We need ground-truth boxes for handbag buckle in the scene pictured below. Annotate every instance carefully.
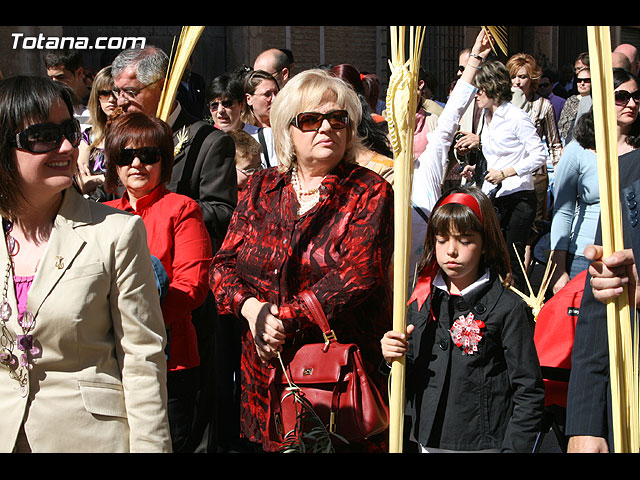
[322,330,337,352]
[329,410,337,433]
[323,329,337,345]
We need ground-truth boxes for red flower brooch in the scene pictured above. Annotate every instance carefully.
[450,312,485,355]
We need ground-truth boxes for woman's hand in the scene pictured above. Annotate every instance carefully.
[551,271,571,295]
[77,141,93,177]
[75,173,105,194]
[460,164,475,180]
[454,132,480,157]
[471,28,493,61]
[380,324,414,365]
[241,297,287,363]
[484,168,505,185]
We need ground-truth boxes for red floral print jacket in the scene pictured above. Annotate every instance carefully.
[211,160,393,451]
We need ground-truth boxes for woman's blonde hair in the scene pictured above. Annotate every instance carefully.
[270,68,363,172]
[87,66,113,148]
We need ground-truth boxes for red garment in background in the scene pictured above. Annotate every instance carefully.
[211,161,394,451]
[534,269,587,407]
[106,185,212,371]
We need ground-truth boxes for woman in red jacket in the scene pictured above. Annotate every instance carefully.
[103,112,212,452]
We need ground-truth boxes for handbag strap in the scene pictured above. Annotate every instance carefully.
[300,290,337,350]
[257,127,271,168]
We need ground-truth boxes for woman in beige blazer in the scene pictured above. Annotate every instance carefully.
[0,76,171,452]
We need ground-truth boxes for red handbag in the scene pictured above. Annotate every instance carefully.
[267,290,389,445]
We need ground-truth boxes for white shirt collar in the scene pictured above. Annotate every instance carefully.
[433,268,491,296]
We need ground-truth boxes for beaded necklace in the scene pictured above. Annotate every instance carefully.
[291,166,325,216]
[0,218,39,397]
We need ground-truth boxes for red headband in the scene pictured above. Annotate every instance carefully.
[407,192,483,312]
[439,192,483,225]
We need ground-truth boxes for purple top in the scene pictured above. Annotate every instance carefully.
[14,275,33,318]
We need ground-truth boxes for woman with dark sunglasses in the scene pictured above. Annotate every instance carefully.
[74,66,119,199]
[0,76,171,452]
[558,63,593,144]
[211,68,393,452]
[205,71,247,134]
[103,112,212,453]
[549,68,640,296]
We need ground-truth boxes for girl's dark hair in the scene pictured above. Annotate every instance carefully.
[329,64,392,157]
[473,60,513,105]
[0,76,75,219]
[613,67,640,148]
[416,186,512,286]
[357,94,393,157]
[573,108,596,150]
[104,112,174,193]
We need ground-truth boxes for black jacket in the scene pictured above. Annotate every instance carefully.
[167,107,237,252]
[405,273,545,452]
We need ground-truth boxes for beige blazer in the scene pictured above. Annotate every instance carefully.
[0,188,171,453]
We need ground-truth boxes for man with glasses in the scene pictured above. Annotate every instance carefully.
[111,45,237,454]
[253,48,293,88]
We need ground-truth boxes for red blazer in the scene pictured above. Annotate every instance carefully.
[107,185,212,371]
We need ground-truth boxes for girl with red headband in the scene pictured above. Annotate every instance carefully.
[381,186,545,452]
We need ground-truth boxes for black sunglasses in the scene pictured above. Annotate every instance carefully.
[291,110,349,132]
[209,99,236,110]
[13,118,81,153]
[615,89,640,107]
[117,147,163,166]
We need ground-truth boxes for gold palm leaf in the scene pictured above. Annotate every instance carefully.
[156,26,205,122]
[482,26,508,56]
[507,243,556,322]
[386,25,426,455]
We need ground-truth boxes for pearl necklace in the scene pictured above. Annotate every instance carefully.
[291,166,325,216]
[0,218,39,397]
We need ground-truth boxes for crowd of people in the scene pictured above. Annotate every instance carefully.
[1,28,640,454]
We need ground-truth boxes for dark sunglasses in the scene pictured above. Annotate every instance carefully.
[117,147,163,166]
[614,89,640,107]
[291,110,349,132]
[576,78,591,84]
[209,99,235,110]
[12,118,81,153]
